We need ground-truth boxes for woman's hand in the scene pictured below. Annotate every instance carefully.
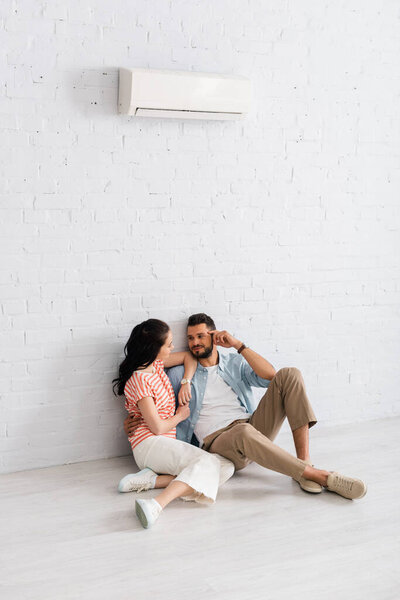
[178,382,192,406]
[123,414,141,437]
[176,403,190,422]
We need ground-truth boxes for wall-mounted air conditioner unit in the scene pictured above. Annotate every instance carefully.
[118,68,251,120]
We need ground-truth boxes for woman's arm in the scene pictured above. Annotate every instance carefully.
[137,397,190,435]
[162,351,198,406]
[162,351,188,369]
[163,350,198,370]
[178,351,198,405]
[122,354,197,436]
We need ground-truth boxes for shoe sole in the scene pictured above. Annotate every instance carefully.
[135,500,149,529]
[300,484,323,494]
[293,477,322,494]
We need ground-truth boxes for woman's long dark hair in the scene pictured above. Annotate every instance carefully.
[112,319,170,396]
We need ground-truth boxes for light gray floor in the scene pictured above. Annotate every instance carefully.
[1,417,399,600]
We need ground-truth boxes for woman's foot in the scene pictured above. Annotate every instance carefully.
[135,498,162,528]
[118,468,157,493]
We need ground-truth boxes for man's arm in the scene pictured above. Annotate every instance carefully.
[237,346,276,380]
[209,329,276,380]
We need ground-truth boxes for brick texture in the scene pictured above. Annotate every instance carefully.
[1,0,400,472]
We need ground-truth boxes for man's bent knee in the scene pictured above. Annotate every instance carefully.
[276,366,302,380]
[209,424,254,471]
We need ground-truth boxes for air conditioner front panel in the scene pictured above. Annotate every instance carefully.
[119,68,251,119]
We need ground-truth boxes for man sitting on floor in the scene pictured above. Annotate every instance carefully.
[121,312,367,500]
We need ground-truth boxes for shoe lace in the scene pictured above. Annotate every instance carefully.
[334,475,353,492]
[130,481,151,493]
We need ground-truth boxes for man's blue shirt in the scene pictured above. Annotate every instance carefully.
[167,351,271,446]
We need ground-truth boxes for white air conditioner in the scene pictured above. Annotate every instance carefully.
[118,68,251,120]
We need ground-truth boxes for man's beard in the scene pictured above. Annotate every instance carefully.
[190,343,213,359]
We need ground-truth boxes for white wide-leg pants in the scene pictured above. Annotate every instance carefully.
[133,436,235,504]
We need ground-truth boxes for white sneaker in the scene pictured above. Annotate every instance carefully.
[118,468,157,493]
[135,498,162,529]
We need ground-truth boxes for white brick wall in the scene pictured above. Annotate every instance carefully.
[1,0,400,473]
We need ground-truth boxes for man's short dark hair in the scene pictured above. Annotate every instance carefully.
[187,313,216,330]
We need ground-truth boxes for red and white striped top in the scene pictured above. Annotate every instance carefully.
[124,359,177,450]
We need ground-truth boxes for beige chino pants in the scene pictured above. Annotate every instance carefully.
[202,367,317,482]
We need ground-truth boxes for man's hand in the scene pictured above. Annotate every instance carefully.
[178,382,192,406]
[123,414,141,438]
[208,329,242,350]
[209,330,276,380]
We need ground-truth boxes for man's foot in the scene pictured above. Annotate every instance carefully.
[118,468,157,493]
[135,498,162,529]
[294,461,323,494]
[326,472,367,500]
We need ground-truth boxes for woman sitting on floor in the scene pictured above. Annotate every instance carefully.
[113,318,234,529]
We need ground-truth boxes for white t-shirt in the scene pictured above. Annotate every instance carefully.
[194,365,251,446]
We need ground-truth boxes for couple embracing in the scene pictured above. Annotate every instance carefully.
[113,313,367,529]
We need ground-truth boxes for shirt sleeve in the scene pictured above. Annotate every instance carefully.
[240,359,271,389]
[125,374,154,410]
